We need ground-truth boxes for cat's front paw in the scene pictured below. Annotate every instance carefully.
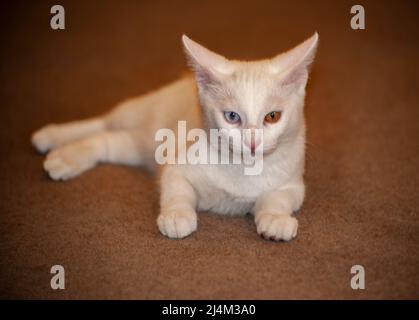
[157,209,197,239]
[31,124,58,153]
[255,213,298,241]
[43,144,96,181]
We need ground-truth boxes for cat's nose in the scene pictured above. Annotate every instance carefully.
[244,128,262,153]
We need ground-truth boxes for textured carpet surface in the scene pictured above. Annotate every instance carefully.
[0,0,418,299]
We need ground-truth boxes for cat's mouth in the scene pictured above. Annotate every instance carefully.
[228,143,277,157]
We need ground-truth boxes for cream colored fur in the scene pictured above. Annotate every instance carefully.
[32,33,318,241]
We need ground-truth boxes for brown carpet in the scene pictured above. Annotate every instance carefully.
[1,0,419,299]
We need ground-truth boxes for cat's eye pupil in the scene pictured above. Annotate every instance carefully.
[264,111,281,124]
[224,111,240,124]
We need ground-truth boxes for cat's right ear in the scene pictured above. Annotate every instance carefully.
[182,35,234,88]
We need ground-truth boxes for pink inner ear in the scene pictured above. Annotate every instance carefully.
[182,35,234,76]
[193,64,221,89]
[271,33,318,86]
[282,67,309,87]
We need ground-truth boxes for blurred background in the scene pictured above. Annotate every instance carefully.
[0,0,418,299]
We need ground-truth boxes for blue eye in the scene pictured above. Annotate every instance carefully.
[224,111,241,124]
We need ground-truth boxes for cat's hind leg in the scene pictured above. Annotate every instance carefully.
[31,117,107,153]
[44,130,142,181]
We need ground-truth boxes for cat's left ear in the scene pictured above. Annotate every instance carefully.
[270,32,319,88]
[182,35,234,88]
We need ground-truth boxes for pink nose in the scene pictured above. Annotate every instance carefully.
[245,129,261,153]
[249,140,257,153]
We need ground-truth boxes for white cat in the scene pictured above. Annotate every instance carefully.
[32,33,319,241]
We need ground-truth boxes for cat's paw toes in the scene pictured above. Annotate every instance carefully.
[31,125,57,153]
[255,213,298,241]
[43,148,92,181]
[157,209,197,239]
[44,151,78,181]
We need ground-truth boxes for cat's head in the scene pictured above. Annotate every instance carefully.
[183,33,318,156]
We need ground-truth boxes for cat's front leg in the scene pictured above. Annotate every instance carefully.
[157,166,198,239]
[253,181,305,241]
[32,118,106,153]
[43,130,142,180]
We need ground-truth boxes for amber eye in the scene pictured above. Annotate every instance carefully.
[264,111,282,124]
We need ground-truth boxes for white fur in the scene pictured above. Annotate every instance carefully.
[32,33,318,241]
